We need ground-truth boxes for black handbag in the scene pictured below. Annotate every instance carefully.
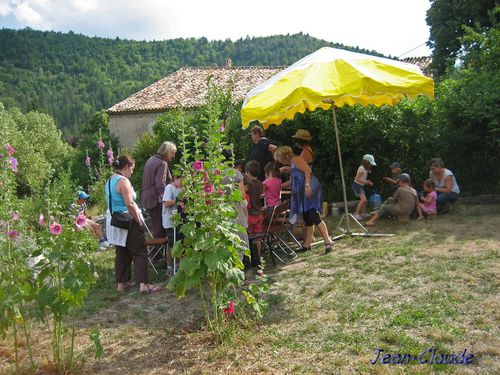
[108,178,133,230]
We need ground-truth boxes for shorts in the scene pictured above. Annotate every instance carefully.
[303,208,322,227]
[352,182,366,197]
[421,205,437,215]
[248,214,264,234]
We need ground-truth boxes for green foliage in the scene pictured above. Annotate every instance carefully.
[0,103,73,195]
[426,0,498,77]
[166,82,267,336]
[0,28,385,135]
[0,141,98,373]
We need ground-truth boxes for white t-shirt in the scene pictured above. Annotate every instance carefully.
[162,184,180,229]
[354,165,368,186]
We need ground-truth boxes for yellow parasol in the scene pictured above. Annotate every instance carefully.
[241,47,434,235]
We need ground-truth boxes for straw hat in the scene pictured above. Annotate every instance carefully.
[291,129,312,141]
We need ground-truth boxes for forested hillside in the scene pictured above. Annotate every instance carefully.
[0,28,383,135]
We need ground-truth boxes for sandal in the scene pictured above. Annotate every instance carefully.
[140,283,162,294]
[324,242,333,255]
[117,282,131,292]
[297,245,312,253]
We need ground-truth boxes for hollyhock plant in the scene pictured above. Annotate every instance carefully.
[12,211,20,221]
[75,214,87,230]
[97,140,105,149]
[193,160,204,171]
[204,183,214,194]
[217,188,223,196]
[8,229,19,241]
[38,213,45,226]
[106,149,114,158]
[223,300,235,315]
[50,222,62,235]
[205,200,211,205]
[5,144,15,156]
[220,122,225,132]
[7,157,18,172]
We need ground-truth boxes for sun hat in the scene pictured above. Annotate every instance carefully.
[390,162,401,169]
[78,191,90,200]
[291,129,312,141]
[362,154,377,166]
[398,173,411,183]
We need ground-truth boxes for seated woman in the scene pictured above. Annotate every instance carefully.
[428,158,460,213]
[274,146,333,254]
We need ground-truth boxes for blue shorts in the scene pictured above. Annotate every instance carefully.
[352,182,366,197]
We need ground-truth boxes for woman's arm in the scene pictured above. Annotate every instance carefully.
[436,176,452,193]
[118,178,142,225]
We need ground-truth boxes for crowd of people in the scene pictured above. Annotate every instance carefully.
[95,125,460,292]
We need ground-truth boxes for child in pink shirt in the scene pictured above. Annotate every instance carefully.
[263,162,282,219]
[417,179,437,219]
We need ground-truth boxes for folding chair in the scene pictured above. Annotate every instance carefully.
[142,221,168,275]
[261,200,300,266]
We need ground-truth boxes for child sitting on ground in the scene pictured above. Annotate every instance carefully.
[245,161,264,273]
[162,176,183,278]
[365,173,417,226]
[70,191,109,250]
[417,179,437,220]
[262,161,282,220]
[352,154,376,220]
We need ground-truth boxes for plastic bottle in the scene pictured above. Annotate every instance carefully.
[331,203,340,216]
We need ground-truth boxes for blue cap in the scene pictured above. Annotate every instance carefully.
[78,191,90,200]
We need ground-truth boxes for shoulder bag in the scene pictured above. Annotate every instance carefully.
[108,177,133,230]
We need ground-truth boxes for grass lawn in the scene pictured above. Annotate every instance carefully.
[1,203,499,374]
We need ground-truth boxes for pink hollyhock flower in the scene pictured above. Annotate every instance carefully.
[97,140,105,149]
[205,199,211,205]
[192,160,204,171]
[217,188,223,196]
[223,300,235,315]
[108,157,114,165]
[7,157,18,173]
[106,149,114,158]
[12,211,20,221]
[204,183,214,194]
[220,122,225,132]
[5,144,15,156]
[38,213,45,226]
[75,213,86,229]
[85,156,91,167]
[50,222,62,235]
[8,229,19,241]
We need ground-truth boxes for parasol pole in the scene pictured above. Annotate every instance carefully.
[332,107,351,232]
[330,106,395,239]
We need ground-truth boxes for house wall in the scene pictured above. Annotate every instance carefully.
[109,112,162,148]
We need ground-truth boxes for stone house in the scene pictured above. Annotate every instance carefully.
[107,66,283,148]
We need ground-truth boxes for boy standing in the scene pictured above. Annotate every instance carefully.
[365,174,417,226]
[245,161,264,268]
[382,162,402,197]
[162,176,183,278]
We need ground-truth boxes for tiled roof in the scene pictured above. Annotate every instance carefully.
[107,66,284,114]
[400,56,432,77]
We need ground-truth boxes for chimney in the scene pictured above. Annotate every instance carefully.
[226,58,232,68]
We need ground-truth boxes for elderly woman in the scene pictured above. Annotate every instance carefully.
[140,141,177,239]
[106,155,161,293]
[274,146,333,254]
[428,158,460,213]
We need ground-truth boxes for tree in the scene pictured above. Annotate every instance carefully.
[426,0,498,77]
